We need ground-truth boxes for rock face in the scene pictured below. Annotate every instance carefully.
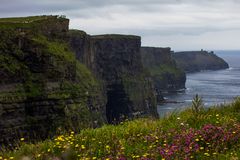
[0,15,158,145]
[69,33,158,122]
[141,47,186,101]
[90,35,158,122]
[173,51,229,73]
[0,16,106,145]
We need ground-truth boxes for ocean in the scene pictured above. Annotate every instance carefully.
[157,50,240,117]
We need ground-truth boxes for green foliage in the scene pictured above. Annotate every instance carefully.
[32,35,75,63]
[191,94,204,114]
[2,98,240,159]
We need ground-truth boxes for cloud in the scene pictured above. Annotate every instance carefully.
[0,0,240,50]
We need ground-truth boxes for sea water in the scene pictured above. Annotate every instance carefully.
[158,50,240,117]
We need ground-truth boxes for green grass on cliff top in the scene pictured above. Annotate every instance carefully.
[0,15,67,29]
[1,98,240,160]
[0,15,58,23]
[92,34,141,39]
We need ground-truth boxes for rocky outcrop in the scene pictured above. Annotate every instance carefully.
[141,47,186,101]
[173,50,229,73]
[0,16,105,145]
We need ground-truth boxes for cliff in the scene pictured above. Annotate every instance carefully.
[141,47,186,101]
[0,16,106,145]
[0,15,158,145]
[173,50,229,73]
[69,32,158,122]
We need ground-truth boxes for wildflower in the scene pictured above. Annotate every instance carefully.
[177,117,181,120]
[75,144,79,148]
[180,123,184,126]
[121,147,125,150]
[0,156,2,160]
[216,114,219,117]
[20,138,25,141]
[204,153,210,156]
[93,157,97,160]
[195,138,199,142]
[9,157,14,160]
[81,145,86,149]
[143,153,149,157]
[200,147,204,150]
[232,131,236,134]
[37,154,41,157]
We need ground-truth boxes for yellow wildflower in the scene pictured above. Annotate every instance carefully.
[81,145,86,149]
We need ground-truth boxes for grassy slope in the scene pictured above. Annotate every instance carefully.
[1,98,239,160]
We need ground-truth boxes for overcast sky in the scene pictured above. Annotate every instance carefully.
[1,0,240,51]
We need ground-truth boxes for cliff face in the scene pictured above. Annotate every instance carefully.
[91,35,158,122]
[0,15,158,145]
[0,16,105,145]
[141,47,186,100]
[173,51,229,73]
[69,33,158,122]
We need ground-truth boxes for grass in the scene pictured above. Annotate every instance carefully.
[150,64,184,78]
[1,98,240,160]
[0,16,51,23]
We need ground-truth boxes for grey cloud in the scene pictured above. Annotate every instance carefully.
[0,0,239,50]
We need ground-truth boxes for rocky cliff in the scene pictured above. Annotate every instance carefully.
[173,50,229,73]
[141,47,186,101]
[90,35,158,122]
[0,16,106,145]
[0,15,158,145]
[69,33,158,122]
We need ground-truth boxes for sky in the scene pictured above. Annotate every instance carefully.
[0,0,240,51]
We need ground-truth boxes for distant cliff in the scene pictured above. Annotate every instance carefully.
[0,15,158,145]
[141,47,186,101]
[173,51,229,73]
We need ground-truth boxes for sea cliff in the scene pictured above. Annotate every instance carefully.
[0,15,158,145]
[141,47,186,101]
[173,50,229,73]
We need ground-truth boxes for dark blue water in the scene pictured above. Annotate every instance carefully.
[158,50,240,117]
